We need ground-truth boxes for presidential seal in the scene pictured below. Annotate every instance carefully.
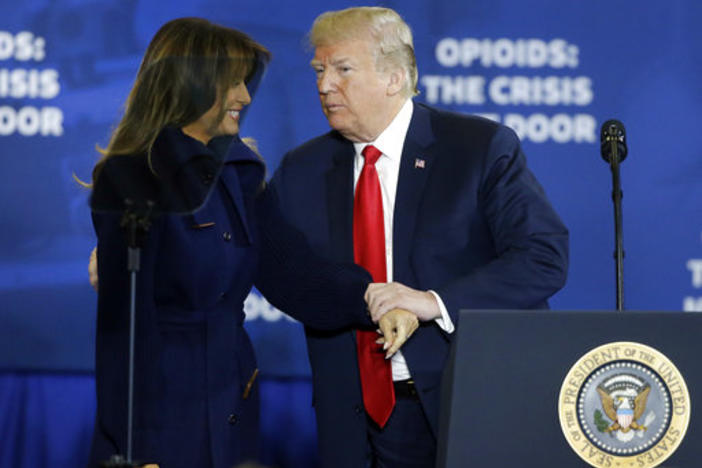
[558,342,690,468]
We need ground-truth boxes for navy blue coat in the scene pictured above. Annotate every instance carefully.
[269,103,569,468]
[89,128,370,468]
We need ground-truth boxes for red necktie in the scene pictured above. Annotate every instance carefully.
[353,144,395,428]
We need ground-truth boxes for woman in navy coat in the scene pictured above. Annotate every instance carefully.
[88,18,372,468]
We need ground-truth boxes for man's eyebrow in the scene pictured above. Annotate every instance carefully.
[310,57,354,67]
[330,57,352,66]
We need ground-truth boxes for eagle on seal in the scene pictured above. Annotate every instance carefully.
[596,385,651,433]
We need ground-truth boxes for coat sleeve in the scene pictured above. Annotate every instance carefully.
[92,158,162,338]
[253,183,374,331]
[436,125,569,323]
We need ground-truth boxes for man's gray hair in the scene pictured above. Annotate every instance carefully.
[308,6,419,97]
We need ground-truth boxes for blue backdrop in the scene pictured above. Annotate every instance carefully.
[1,0,701,467]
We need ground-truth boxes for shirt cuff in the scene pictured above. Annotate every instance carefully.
[429,290,455,334]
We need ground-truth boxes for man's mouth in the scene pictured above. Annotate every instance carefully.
[325,103,343,112]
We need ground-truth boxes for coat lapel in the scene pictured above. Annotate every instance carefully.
[392,104,436,283]
[219,167,253,243]
[191,137,265,245]
[325,138,356,263]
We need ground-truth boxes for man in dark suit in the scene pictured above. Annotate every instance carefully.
[268,6,569,468]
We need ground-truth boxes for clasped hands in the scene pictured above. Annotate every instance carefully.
[364,282,441,359]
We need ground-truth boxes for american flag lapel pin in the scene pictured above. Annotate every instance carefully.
[414,158,426,169]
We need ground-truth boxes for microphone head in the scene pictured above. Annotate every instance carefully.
[600,119,628,163]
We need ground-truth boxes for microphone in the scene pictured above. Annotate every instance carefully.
[600,119,627,164]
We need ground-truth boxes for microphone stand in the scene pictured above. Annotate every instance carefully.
[609,148,624,312]
[100,199,154,468]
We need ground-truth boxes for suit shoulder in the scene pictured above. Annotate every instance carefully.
[421,103,503,134]
[275,131,353,180]
[419,103,520,149]
[284,131,346,160]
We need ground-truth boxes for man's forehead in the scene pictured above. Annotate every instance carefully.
[311,39,371,63]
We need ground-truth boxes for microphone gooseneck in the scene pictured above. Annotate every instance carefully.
[600,119,627,311]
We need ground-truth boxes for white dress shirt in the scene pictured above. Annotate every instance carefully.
[353,99,455,381]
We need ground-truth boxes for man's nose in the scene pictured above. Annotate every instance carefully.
[318,70,336,93]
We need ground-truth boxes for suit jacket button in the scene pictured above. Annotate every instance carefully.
[354,405,363,415]
[202,173,214,185]
[228,413,238,424]
[223,231,232,241]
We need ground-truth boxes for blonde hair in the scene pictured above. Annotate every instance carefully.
[308,7,418,97]
[92,17,269,183]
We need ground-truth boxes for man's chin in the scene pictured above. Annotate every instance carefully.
[327,115,350,132]
[325,117,364,141]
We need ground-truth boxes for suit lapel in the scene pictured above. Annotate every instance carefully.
[325,139,356,263]
[393,104,436,283]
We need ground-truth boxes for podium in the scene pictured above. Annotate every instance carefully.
[437,310,700,468]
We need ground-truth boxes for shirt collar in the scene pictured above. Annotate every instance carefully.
[353,99,413,163]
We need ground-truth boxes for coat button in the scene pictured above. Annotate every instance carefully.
[222,231,232,241]
[202,173,214,185]
[354,405,363,415]
[228,413,238,425]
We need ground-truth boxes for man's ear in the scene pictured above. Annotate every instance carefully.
[387,68,406,96]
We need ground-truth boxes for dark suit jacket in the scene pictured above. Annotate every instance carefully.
[89,129,370,468]
[269,102,569,468]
